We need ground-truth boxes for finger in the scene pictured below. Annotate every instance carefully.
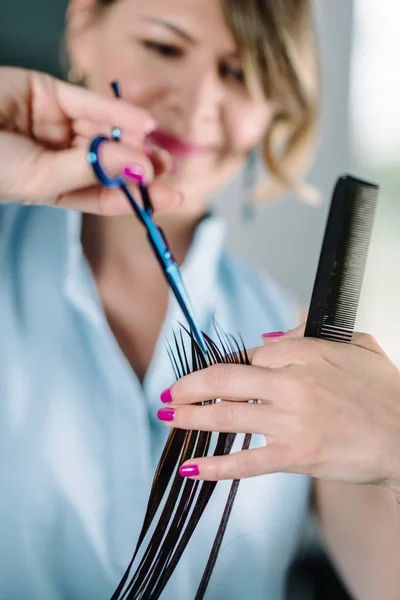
[262,323,305,345]
[167,363,287,406]
[73,119,143,147]
[56,79,157,137]
[57,180,184,215]
[259,332,387,374]
[262,328,387,363]
[73,136,174,178]
[33,142,156,201]
[282,323,306,338]
[179,446,288,481]
[144,144,175,177]
[157,401,270,435]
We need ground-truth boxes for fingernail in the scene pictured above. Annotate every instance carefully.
[123,165,146,186]
[179,464,200,478]
[157,408,175,422]
[262,331,285,339]
[144,144,153,157]
[160,388,173,404]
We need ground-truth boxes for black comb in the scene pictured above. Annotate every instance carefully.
[305,174,379,343]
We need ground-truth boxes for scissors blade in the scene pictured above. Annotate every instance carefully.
[165,263,209,357]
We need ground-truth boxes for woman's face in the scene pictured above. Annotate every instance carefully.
[68,0,273,202]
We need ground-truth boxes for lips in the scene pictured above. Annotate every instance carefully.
[149,129,206,158]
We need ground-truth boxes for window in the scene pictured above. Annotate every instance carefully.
[351,0,400,365]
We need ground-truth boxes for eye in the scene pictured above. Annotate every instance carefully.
[143,41,183,58]
[219,63,245,85]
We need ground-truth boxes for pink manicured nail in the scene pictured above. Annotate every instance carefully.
[160,388,173,404]
[262,331,285,339]
[157,408,175,422]
[179,464,200,478]
[123,165,146,186]
[144,144,153,157]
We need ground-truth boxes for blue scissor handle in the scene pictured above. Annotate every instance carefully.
[88,136,124,189]
[87,83,209,358]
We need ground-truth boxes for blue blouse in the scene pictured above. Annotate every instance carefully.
[0,204,310,600]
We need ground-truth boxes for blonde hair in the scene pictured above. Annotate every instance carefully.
[221,0,320,203]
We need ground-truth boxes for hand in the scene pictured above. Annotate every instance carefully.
[158,326,400,497]
[0,67,182,214]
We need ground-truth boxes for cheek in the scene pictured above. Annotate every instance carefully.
[225,104,272,154]
[84,29,161,105]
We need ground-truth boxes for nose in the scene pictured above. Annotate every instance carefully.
[166,63,225,125]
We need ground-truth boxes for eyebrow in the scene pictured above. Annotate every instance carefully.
[139,17,196,44]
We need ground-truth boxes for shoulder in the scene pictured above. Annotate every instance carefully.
[215,252,299,348]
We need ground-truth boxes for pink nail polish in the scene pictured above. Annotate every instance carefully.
[144,143,153,157]
[262,331,285,339]
[160,389,173,404]
[157,408,175,422]
[179,464,200,478]
[123,165,146,186]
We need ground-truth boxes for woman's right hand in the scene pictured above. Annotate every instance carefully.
[0,67,182,215]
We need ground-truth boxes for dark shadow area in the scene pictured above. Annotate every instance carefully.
[286,552,353,600]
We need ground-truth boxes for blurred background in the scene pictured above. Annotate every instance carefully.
[0,0,398,598]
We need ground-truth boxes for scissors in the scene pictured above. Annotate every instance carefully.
[87,81,209,357]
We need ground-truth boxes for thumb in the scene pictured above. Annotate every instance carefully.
[262,322,305,345]
[262,323,387,358]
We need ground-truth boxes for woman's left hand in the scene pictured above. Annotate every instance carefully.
[158,327,400,498]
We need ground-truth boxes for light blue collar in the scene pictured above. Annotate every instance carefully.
[63,207,226,349]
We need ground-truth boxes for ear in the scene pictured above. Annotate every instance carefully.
[65,0,99,76]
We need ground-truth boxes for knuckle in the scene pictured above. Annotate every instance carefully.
[239,451,255,478]
[251,344,276,366]
[298,371,318,394]
[212,459,226,481]
[204,364,230,395]
[300,338,321,360]
[286,369,318,402]
[214,402,235,430]
[180,407,195,430]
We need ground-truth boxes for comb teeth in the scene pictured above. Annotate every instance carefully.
[305,176,379,343]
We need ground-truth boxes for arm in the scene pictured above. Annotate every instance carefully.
[315,480,400,600]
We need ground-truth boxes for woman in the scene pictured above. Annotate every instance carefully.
[0,2,399,600]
